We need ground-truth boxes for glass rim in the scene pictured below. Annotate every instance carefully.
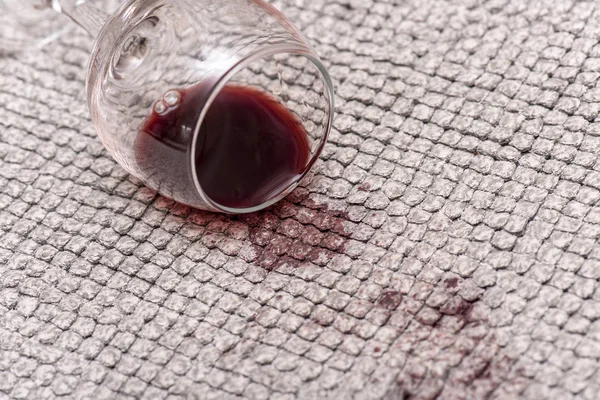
[189,43,335,214]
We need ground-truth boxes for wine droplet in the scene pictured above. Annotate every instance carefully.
[163,90,181,107]
[154,100,168,114]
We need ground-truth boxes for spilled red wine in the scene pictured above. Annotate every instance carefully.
[135,83,310,209]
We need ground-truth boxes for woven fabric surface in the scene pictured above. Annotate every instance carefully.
[2,0,600,399]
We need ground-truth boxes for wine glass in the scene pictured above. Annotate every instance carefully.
[1,0,334,214]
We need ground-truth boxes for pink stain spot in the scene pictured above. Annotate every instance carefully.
[444,277,460,288]
[377,291,403,310]
[195,191,356,272]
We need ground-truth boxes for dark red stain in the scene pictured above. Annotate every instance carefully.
[358,182,371,192]
[302,226,325,246]
[307,248,337,266]
[444,277,460,288]
[249,228,273,246]
[188,196,354,271]
[379,269,515,398]
[174,181,515,398]
[266,236,292,256]
[377,291,403,310]
[322,234,346,251]
[284,187,309,203]
[174,201,521,400]
[188,210,215,226]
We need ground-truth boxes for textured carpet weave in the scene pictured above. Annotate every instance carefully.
[2,0,600,399]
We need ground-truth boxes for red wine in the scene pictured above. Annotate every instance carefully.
[135,83,310,209]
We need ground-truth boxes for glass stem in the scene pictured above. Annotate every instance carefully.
[50,0,108,38]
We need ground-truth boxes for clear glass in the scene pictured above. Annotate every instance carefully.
[1,0,334,214]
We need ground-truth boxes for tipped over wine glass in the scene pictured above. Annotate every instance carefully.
[1,0,334,213]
